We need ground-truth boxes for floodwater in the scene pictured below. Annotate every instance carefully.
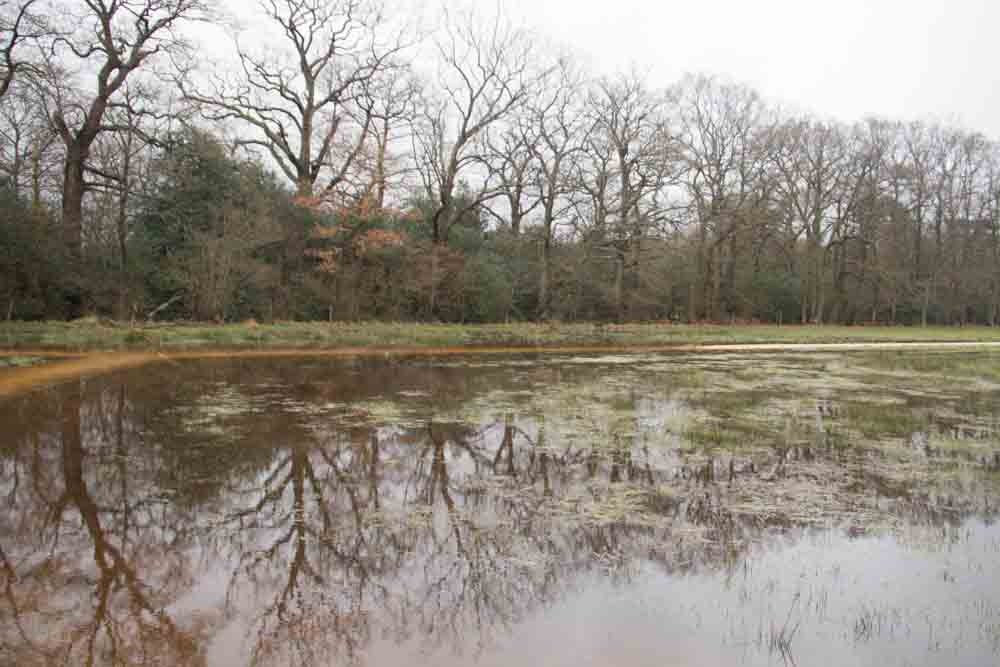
[2,350,1000,666]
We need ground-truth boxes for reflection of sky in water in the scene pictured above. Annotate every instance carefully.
[1,351,999,666]
[364,521,1000,667]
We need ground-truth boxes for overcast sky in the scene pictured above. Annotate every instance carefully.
[200,0,1000,137]
[485,0,1000,137]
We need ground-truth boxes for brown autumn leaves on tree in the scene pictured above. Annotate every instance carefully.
[2,0,1000,324]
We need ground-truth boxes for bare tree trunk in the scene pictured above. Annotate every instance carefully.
[690,238,704,323]
[115,149,131,321]
[116,218,128,319]
[374,123,390,210]
[61,145,86,317]
[613,247,625,323]
[429,243,440,318]
[30,139,44,209]
[710,247,722,322]
[688,283,697,323]
[800,283,809,325]
[693,224,707,322]
[870,275,881,324]
[806,235,824,324]
[629,236,641,318]
[537,238,550,321]
[921,279,932,327]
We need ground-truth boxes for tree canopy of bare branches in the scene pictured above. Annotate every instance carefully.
[181,0,410,200]
[0,0,47,98]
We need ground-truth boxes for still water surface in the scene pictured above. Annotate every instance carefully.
[2,351,1000,666]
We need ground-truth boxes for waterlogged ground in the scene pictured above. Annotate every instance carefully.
[1,350,1000,666]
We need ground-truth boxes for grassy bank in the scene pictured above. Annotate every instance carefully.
[4,319,1000,352]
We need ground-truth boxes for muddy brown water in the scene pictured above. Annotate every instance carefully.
[2,350,1000,666]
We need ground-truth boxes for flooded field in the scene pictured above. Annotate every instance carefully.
[1,350,1000,666]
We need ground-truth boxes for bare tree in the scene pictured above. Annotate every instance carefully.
[348,63,421,210]
[527,56,590,319]
[0,78,58,202]
[482,111,539,236]
[674,74,775,321]
[900,121,937,325]
[945,130,993,324]
[84,82,173,318]
[771,117,855,323]
[411,7,537,313]
[0,0,46,98]
[580,70,674,321]
[178,0,411,318]
[37,0,207,314]
[182,0,409,200]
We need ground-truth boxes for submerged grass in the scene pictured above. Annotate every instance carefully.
[858,349,1000,378]
[841,401,934,440]
[4,320,1000,352]
[681,418,774,451]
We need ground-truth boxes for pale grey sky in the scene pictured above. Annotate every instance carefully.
[488,0,1000,136]
[195,0,1000,137]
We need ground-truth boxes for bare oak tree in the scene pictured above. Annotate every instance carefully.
[182,0,408,199]
[527,56,589,319]
[771,118,855,323]
[345,63,421,210]
[482,111,539,236]
[581,70,674,321]
[39,0,207,314]
[414,9,537,243]
[674,74,774,321]
[412,8,536,313]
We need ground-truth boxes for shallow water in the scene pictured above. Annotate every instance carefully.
[2,350,1000,666]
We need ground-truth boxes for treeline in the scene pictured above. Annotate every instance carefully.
[2,0,1000,325]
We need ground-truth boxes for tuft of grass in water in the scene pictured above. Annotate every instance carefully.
[840,401,932,440]
[682,420,730,449]
[681,417,773,452]
[700,389,772,418]
[759,592,803,662]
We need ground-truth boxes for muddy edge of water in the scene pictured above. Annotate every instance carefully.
[3,340,1000,398]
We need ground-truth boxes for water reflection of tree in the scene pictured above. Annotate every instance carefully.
[0,381,208,666]
[215,424,414,665]
[408,420,552,653]
[4,357,999,666]
[209,410,660,663]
